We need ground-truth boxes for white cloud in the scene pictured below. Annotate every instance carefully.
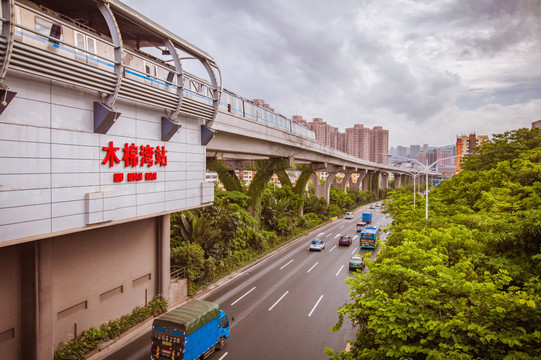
[123,0,541,147]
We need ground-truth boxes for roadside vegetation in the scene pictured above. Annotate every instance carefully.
[327,128,541,360]
[171,182,376,295]
[54,167,377,359]
[54,296,167,360]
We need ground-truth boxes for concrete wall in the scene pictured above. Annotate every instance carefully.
[0,216,168,358]
[51,218,158,346]
[0,246,21,360]
[0,70,212,247]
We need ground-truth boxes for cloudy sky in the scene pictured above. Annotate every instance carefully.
[123,0,540,148]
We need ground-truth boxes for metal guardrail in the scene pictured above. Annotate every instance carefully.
[170,266,186,280]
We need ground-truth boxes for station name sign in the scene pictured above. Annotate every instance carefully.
[102,141,167,183]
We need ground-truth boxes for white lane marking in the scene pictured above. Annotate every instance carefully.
[351,247,357,255]
[308,295,324,317]
[218,352,229,360]
[329,245,337,253]
[231,286,256,306]
[307,262,318,273]
[339,225,344,229]
[334,234,340,238]
[269,291,289,311]
[326,233,333,238]
[336,265,344,276]
[280,259,294,270]
[317,232,324,237]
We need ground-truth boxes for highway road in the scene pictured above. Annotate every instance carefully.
[100,203,391,360]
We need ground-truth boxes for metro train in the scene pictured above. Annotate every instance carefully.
[1,0,315,140]
[219,89,316,140]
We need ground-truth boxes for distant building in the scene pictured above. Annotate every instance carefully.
[345,124,370,160]
[292,115,309,127]
[409,144,421,159]
[396,145,408,159]
[371,126,389,165]
[309,118,334,147]
[532,120,541,128]
[456,133,488,171]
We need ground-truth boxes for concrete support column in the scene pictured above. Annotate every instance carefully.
[311,172,337,205]
[362,171,374,191]
[380,173,389,190]
[350,169,366,191]
[371,171,381,199]
[158,214,170,299]
[394,173,402,188]
[403,174,410,186]
[332,170,354,192]
[19,239,54,360]
[20,242,38,360]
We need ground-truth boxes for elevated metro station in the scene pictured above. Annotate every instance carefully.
[0,0,219,358]
[0,1,426,359]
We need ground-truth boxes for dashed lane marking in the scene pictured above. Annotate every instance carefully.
[308,295,324,317]
[268,291,289,311]
[280,259,294,270]
[231,287,256,306]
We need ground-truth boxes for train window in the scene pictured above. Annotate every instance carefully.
[50,24,62,41]
[166,71,175,83]
[87,37,96,54]
[144,61,157,77]
[35,17,62,44]
[75,32,85,50]
[35,17,53,37]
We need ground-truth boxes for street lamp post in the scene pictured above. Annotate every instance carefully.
[391,154,468,221]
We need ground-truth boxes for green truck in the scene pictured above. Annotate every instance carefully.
[151,300,230,360]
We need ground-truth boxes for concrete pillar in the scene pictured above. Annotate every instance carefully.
[19,239,54,360]
[158,214,171,299]
[311,172,337,205]
[20,242,39,360]
[350,169,366,191]
[362,171,373,191]
[380,173,389,190]
[332,171,354,192]
[371,171,381,199]
[394,173,401,188]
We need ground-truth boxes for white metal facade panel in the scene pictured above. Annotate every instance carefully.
[0,72,211,245]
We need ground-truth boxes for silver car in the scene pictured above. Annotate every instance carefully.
[309,238,326,251]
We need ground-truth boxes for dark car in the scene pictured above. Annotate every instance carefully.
[349,256,365,270]
[338,235,353,246]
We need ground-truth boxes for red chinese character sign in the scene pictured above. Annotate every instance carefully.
[102,141,167,183]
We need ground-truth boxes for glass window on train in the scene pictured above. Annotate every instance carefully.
[166,71,175,84]
[87,37,96,54]
[144,61,157,77]
[75,32,85,50]
[35,17,53,37]
[35,17,62,44]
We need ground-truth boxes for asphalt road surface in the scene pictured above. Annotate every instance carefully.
[102,203,391,360]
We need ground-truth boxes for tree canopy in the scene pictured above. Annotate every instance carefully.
[328,128,541,360]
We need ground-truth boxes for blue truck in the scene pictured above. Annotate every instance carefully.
[151,300,230,360]
[362,212,372,224]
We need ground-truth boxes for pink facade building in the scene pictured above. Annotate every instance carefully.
[345,124,370,160]
[371,126,389,165]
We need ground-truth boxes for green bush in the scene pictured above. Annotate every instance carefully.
[54,295,167,360]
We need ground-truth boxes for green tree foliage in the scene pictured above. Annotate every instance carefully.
[170,174,376,294]
[328,128,541,360]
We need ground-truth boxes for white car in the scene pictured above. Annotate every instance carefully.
[345,212,353,219]
[309,239,326,251]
